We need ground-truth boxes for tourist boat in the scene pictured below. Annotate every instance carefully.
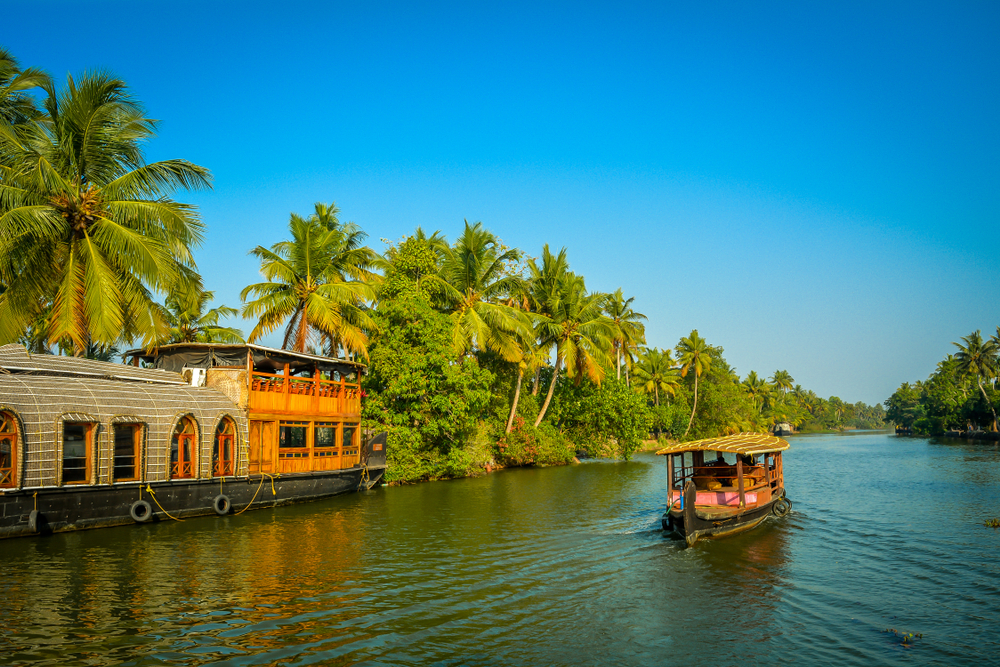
[0,342,387,539]
[657,432,792,547]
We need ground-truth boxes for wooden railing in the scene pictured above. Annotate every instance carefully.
[249,371,361,417]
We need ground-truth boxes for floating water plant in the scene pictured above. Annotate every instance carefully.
[883,629,923,647]
[984,518,1000,528]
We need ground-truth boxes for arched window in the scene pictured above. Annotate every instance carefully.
[0,412,17,488]
[171,417,196,479]
[214,418,235,477]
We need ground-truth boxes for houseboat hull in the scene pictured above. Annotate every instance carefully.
[662,482,791,547]
[0,464,386,539]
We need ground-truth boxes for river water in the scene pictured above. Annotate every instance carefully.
[1,431,999,665]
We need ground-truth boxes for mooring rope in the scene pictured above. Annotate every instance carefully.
[233,473,278,516]
[358,463,375,491]
[144,484,185,522]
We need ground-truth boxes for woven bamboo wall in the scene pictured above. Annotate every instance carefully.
[0,373,249,490]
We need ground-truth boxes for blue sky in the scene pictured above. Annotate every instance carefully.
[6,1,999,405]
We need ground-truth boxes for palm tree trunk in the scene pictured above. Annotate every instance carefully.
[616,345,621,381]
[506,369,524,434]
[682,373,699,438]
[532,366,541,396]
[625,363,630,388]
[655,385,659,407]
[296,307,309,352]
[977,378,999,431]
[534,356,562,427]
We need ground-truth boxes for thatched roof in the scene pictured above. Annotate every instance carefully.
[655,432,790,456]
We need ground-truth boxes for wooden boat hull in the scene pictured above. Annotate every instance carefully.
[0,464,385,539]
[662,480,790,547]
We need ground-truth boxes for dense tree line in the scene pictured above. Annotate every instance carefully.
[885,329,1000,434]
[1,49,885,483]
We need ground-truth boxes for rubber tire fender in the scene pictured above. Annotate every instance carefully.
[772,497,792,517]
[213,494,231,516]
[28,510,40,533]
[130,499,153,523]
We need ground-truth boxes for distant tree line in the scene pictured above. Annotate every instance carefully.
[0,48,885,483]
[885,329,1000,434]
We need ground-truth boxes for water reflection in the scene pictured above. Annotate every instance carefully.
[2,434,1000,665]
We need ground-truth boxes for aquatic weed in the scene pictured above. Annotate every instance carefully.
[883,628,923,647]
[984,518,1000,528]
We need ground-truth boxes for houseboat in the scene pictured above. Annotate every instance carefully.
[0,342,387,539]
[657,432,792,547]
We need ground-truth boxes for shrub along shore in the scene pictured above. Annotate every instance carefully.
[0,49,885,484]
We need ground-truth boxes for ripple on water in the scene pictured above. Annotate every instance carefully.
[2,433,1000,665]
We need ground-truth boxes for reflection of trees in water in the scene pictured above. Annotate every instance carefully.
[0,505,370,664]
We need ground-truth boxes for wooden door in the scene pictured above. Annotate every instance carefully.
[249,420,276,474]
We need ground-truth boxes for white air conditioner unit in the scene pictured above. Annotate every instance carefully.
[182,367,207,387]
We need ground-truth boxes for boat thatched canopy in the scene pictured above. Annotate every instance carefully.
[655,432,790,456]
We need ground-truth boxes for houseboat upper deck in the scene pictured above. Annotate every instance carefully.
[125,343,369,475]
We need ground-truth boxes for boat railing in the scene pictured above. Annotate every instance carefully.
[249,370,361,415]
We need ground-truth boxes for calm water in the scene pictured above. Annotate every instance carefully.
[2,432,999,666]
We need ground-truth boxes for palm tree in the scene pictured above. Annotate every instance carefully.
[431,220,528,362]
[633,347,680,406]
[742,371,769,413]
[0,47,48,143]
[605,288,647,381]
[161,290,244,344]
[526,244,569,395]
[676,329,714,438]
[0,71,211,353]
[505,339,548,433]
[771,369,794,394]
[534,273,613,426]
[310,201,340,230]
[953,330,999,430]
[241,212,379,356]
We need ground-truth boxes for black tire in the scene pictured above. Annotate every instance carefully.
[772,498,791,517]
[213,494,231,516]
[28,510,40,533]
[130,500,153,523]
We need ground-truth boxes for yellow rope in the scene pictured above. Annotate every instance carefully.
[33,492,37,512]
[233,473,278,516]
[145,484,185,522]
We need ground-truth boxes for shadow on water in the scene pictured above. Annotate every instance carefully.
[2,433,1000,665]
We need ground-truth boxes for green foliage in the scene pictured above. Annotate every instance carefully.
[885,329,1000,434]
[495,417,575,467]
[549,377,652,459]
[241,207,379,356]
[649,400,689,439]
[380,235,443,303]
[679,361,760,440]
[1,67,211,351]
[363,297,494,482]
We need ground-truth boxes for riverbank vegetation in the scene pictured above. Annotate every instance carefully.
[0,49,884,483]
[885,329,1000,435]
